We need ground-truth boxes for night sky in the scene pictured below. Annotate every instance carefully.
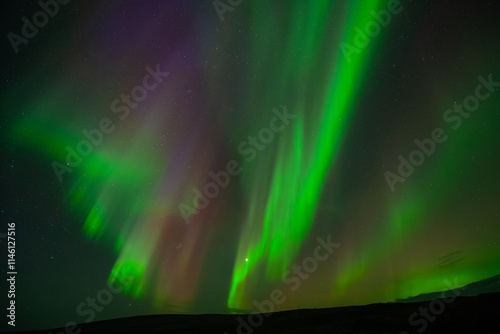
[1,0,500,331]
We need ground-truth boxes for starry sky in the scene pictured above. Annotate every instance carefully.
[1,0,500,331]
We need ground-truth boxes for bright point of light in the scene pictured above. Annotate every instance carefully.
[245,258,248,262]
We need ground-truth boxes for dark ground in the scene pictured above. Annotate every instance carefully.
[13,292,500,334]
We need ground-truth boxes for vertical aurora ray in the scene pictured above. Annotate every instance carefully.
[6,1,500,322]
[12,11,230,306]
[228,0,385,309]
[331,20,500,304]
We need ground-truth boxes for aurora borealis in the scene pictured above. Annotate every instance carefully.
[2,0,500,331]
